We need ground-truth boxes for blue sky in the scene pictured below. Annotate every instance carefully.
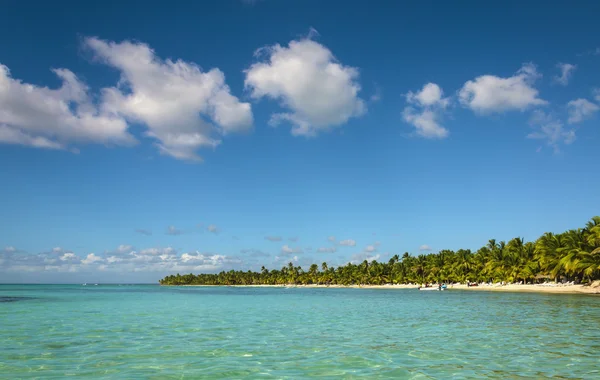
[1,0,599,283]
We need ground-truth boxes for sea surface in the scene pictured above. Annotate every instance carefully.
[1,285,599,379]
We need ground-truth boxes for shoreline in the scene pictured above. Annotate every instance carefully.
[179,283,600,294]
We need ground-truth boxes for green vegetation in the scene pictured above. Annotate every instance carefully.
[159,217,600,286]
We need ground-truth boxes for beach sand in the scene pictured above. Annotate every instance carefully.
[446,283,600,294]
[184,283,600,294]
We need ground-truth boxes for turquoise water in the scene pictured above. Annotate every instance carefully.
[1,285,599,379]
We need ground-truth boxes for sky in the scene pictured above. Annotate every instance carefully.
[1,0,599,283]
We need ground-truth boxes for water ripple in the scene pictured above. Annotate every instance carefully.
[0,285,599,378]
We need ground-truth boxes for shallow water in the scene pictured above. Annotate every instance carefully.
[1,285,599,379]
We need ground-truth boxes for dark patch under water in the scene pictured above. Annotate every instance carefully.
[0,296,35,303]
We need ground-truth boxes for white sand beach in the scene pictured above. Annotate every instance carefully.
[185,282,600,294]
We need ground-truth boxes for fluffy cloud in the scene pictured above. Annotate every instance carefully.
[0,65,132,150]
[364,245,377,253]
[105,244,134,256]
[181,252,226,264]
[85,37,252,161]
[265,236,282,242]
[281,245,303,254]
[554,63,576,86]
[459,63,547,113]
[106,256,123,264]
[419,244,432,252]
[403,83,449,138]
[350,253,380,264]
[317,247,337,253]
[527,110,575,153]
[1,37,253,160]
[403,109,448,139]
[59,253,79,262]
[406,83,450,108]
[339,239,356,247]
[567,98,599,124]
[274,255,300,263]
[81,253,103,265]
[0,245,244,277]
[244,36,365,137]
[138,247,176,256]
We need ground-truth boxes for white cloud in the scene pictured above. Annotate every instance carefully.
[105,244,134,256]
[419,244,432,252]
[459,63,547,113]
[317,247,337,253]
[406,83,450,108]
[327,236,336,243]
[244,36,365,137]
[567,98,599,124]
[178,252,241,270]
[554,63,576,86]
[403,109,449,139]
[403,83,449,138]
[1,245,244,277]
[339,239,356,247]
[117,244,133,253]
[138,247,176,256]
[85,37,253,161]
[265,236,282,242]
[81,253,103,265]
[4,246,16,253]
[206,224,219,234]
[527,110,576,153]
[350,253,380,264]
[59,253,78,261]
[281,245,303,254]
[0,64,133,151]
[106,256,123,264]
[365,245,377,253]
[181,252,225,264]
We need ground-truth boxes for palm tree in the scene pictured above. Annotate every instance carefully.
[159,217,600,287]
[535,232,567,282]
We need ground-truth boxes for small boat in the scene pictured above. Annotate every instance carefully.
[418,284,447,291]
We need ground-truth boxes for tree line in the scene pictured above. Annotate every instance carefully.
[159,216,600,286]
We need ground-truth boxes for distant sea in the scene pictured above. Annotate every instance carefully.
[1,284,599,378]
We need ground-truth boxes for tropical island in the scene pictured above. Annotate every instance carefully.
[159,217,600,293]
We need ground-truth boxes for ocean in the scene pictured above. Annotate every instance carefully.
[1,284,599,378]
